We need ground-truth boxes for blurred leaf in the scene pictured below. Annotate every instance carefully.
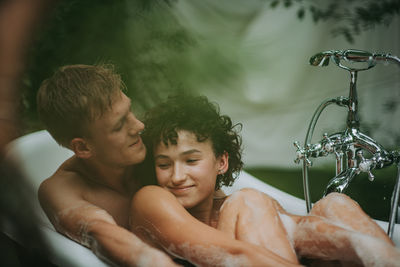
[297,7,305,19]
[383,99,398,112]
[283,0,292,8]
[276,0,400,44]
[270,0,279,8]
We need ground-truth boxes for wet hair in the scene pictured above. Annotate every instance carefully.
[142,94,243,190]
[37,64,125,147]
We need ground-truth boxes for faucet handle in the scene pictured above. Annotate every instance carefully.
[367,171,375,182]
[356,150,376,181]
[293,141,304,164]
[294,141,313,166]
[322,133,335,153]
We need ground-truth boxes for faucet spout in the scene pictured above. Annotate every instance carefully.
[324,168,359,196]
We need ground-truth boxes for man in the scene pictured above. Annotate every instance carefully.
[37,64,297,266]
[37,64,177,266]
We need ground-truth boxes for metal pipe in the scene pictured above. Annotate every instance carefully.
[388,162,400,238]
[347,71,359,129]
[302,98,339,212]
[335,151,343,175]
[302,160,311,212]
[387,55,400,66]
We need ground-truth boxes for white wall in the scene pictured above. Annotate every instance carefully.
[174,0,400,168]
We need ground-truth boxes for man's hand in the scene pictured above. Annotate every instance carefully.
[38,172,179,266]
[136,246,180,267]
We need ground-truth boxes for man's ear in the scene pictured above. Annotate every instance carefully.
[217,152,229,174]
[70,138,93,159]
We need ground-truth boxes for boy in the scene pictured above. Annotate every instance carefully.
[131,94,400,266]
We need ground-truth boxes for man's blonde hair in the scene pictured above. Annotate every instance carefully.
[37,64,125,147]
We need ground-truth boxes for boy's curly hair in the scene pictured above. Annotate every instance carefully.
[142,94,243,190]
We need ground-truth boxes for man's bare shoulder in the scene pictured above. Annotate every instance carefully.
[38,156,119,232]
[38,158,90,226]
[39,156,132,229]
[38,156,91,206]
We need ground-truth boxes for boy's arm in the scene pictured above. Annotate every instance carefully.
[39,177,177,267]
[131,185,301,267]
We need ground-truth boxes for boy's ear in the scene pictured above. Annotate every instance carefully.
[218,152,229,174]
[70,138,93,159]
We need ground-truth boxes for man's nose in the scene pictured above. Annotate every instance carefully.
[127,113,144,135]
[171,164,187,185]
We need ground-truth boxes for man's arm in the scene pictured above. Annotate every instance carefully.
[130,185,301,267]
[38,176,177,266]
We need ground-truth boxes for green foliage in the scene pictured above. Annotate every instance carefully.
[23,0,133,131]
[21,0,400,134]
[269,0,400,43]
[21,0,244,133]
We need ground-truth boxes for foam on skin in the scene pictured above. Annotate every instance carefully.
[350,232,400,267]
[311,192,393,244]
[134,223,249,266]
[223,190,400,266]
[278,212,296,246]
[295,214,400,266]
[219,189,298,263]
[53,204,115,246]
[167,243,249,267]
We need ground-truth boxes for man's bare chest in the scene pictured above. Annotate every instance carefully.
[83,188,132,228]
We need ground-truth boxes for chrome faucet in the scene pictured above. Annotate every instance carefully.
[324,167,359,195]
[294,49,400,238]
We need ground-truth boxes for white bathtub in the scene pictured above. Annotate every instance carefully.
[3,130,400,266]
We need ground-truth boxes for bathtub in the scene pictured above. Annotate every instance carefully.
[3,130,400,266]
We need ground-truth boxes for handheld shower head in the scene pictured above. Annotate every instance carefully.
[309,49,398,71]
[309,51,333,67]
